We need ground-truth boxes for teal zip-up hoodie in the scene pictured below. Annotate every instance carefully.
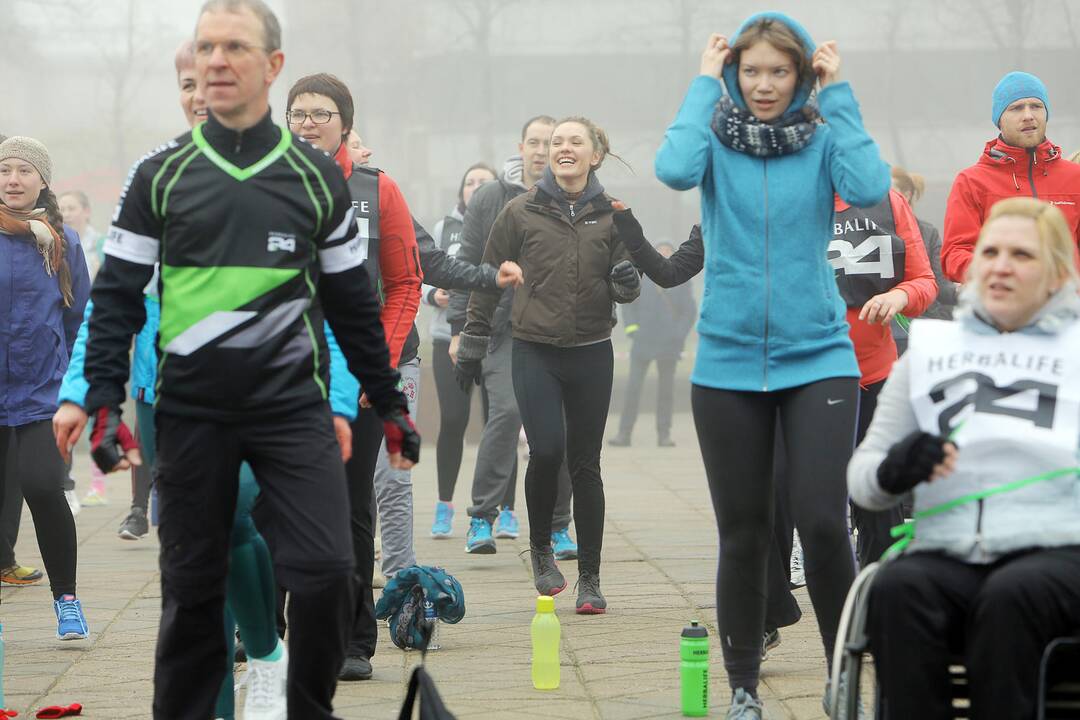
[655,12,889,391]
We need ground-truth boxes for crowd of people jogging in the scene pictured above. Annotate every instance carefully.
[2,1,1079,718]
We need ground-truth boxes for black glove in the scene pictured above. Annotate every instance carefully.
[611,207,647,251]
[383,408,421,464]
[89,407,139,472]
[454,332,489,392]
[877,431,950,495]
[454,358,483,392]
[610,260,640,302]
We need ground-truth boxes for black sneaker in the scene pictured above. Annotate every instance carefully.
[575,572,607,615]
[339,654,373,681]
[118,507,149,540]
[530,546,566,596]
[761,628,781,660]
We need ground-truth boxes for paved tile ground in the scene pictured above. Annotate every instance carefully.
[0,414,870,718]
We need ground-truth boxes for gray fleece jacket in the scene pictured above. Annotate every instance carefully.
[848,284,1080,563]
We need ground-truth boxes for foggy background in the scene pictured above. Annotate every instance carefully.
[6,0,1080,430]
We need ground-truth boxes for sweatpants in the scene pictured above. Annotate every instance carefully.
[470,336,571,529]
[691,378,858,693]
[616,352,679,440]
[432,339,472,502]
[374,357,419,576]
[512,339,612,574]
[868,547,1080,720]
[153,405,353,720]
[0,421,77,599]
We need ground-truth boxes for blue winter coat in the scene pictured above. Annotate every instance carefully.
[1,225,90,426]
[655,12,890,392]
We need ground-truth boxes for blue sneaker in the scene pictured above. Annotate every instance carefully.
[54,594,89,640]
[495,509,519,539]
[551,528,578,560]
[465,517,496,554]
[431,502,454,538]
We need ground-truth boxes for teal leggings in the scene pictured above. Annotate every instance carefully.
[214,462,279,719]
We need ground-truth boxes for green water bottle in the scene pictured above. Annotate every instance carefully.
[531,596,560,690]
[680,621,709,716]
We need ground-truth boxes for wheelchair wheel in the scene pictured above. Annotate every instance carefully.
[828,561,883,718]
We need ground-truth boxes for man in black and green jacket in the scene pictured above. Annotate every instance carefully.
[82,2,418,718]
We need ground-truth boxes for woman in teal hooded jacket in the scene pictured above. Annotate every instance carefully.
[655,12,889,716]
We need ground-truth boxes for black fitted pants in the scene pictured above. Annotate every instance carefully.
[849,380,902,567]
[432,339,472,503]
[512,339,612,574]
[765,379,896,629]
[868,547,1080,720]
[153,406,354,720]
[691,378,858,692]
[0,421,77,598]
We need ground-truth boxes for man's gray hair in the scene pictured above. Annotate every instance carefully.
[198,0,281,52]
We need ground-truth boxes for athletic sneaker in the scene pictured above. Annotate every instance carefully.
[575,572,607,615]
[118,507,149,540]
[65,489,81,517]
[790,531,806,589]
[494,509,519,539]
[608,433,630,447]
[244,643,288,720]
[725,688,763,719]
[81,489,107,507]
[431,502,454,538]
[761,628,781,660]
[465,517,496,554]
[551,528,578,560]
[54,594,89,640]
[339,654,372,681]
[1,564,43,585]
[530,546,566,596]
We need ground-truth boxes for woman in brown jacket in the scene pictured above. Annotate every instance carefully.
[456,116,643,613]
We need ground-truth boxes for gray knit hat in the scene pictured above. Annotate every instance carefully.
[0,136,53,186]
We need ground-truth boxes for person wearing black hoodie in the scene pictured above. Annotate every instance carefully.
[457,116,642,614]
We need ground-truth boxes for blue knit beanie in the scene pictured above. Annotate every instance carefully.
[992,72,1049,127]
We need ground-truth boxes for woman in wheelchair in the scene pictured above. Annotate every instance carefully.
[847,197,1080,720]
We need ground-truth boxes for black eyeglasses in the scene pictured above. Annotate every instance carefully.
[286,109,340,125]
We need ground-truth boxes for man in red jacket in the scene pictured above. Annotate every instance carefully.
[942,71,1080,282]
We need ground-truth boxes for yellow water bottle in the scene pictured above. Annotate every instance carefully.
[531,595,560,689]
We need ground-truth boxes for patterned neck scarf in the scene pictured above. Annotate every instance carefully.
[711,95,820,158]
[0,204,63,276]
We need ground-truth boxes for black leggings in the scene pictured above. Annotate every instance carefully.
[691,378,858,692]
[512,339,612,574]
[0,421,78,598]
[432,339,473,503]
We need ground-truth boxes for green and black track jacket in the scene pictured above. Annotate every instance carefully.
[85,111,405,421]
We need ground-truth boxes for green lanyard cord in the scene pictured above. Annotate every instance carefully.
[882,466,1080,559]
[894,313,911,332]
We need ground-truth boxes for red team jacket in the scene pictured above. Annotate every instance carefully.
[942,137,1080,282]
